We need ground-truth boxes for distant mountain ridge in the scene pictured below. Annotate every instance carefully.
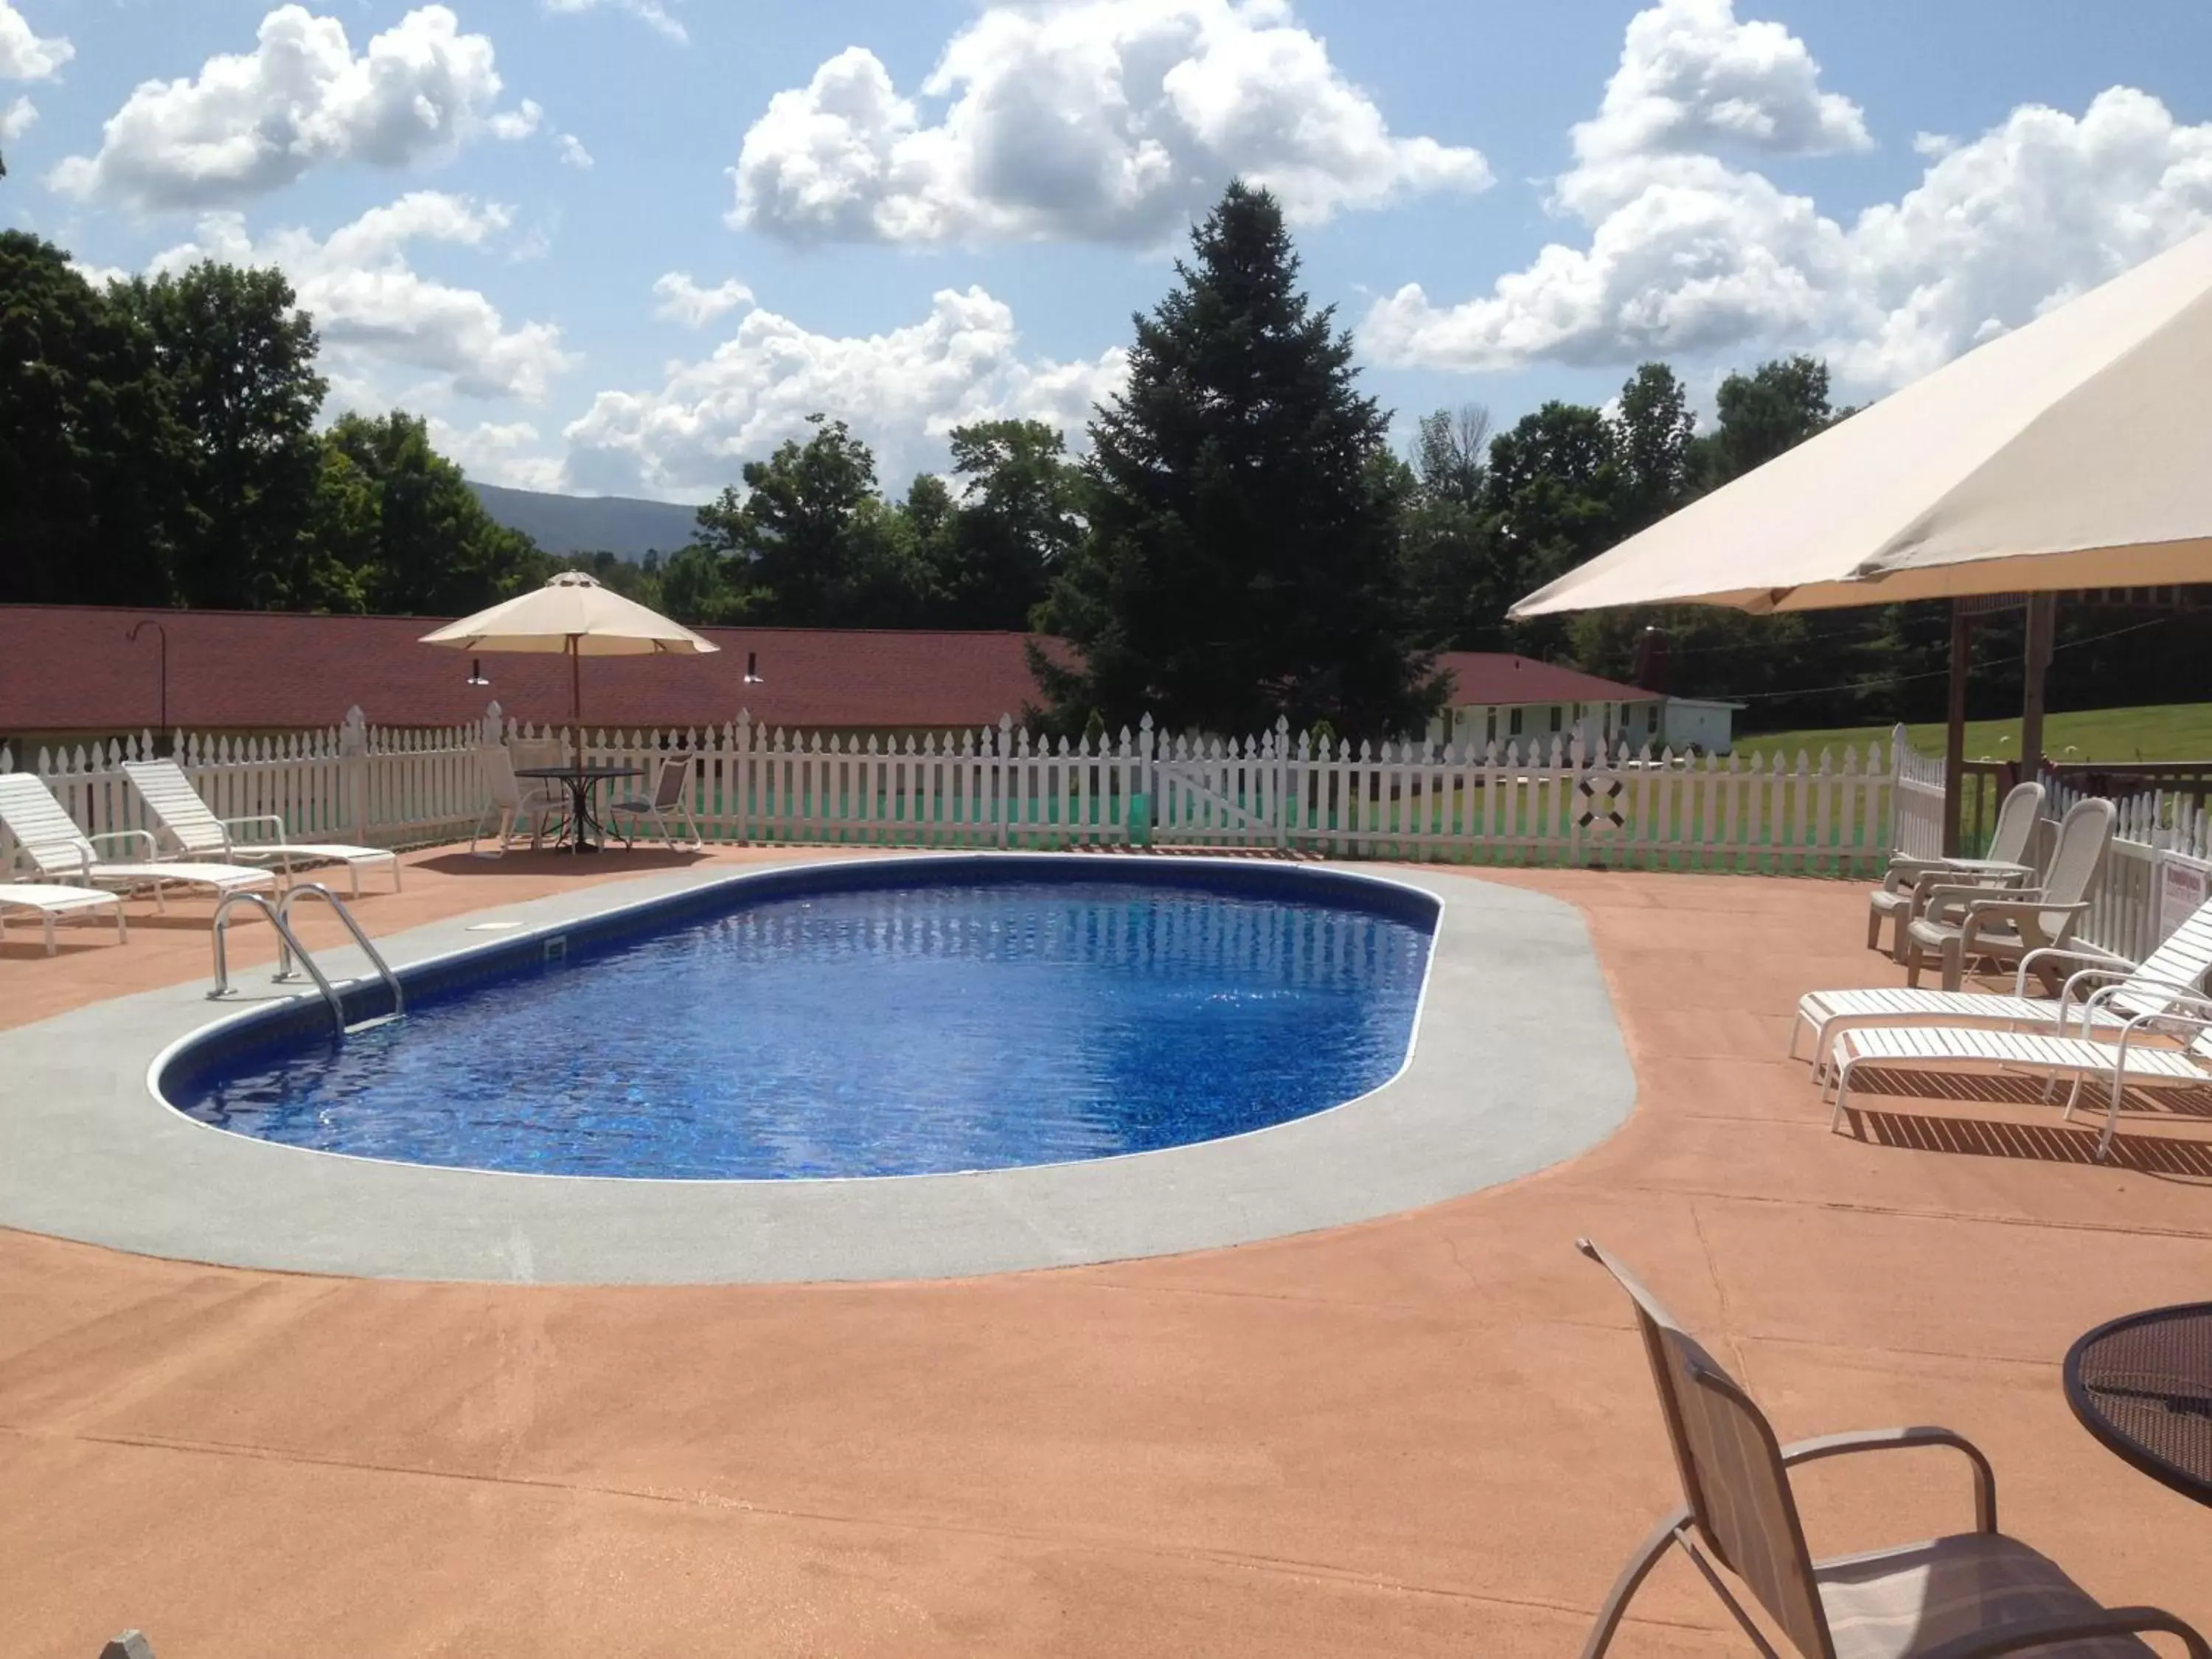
[468,481,703,560]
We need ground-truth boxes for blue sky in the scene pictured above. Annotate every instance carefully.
[7,0,2211,501]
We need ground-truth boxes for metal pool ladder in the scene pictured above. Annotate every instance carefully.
[208,883,405,1035]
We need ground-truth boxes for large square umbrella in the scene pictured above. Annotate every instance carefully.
[1510,228,2212,849]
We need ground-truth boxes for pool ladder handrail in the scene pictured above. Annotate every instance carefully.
[208,883,404,1034]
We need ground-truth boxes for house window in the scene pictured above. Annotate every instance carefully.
[1485,709,1498,742]
[1509,708,1523,737]
[1646,703,1660,734]
[1550,706,1564,734]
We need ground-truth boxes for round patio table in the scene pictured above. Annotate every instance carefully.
[515,765,643,855]
[2064,1302,2212,1506]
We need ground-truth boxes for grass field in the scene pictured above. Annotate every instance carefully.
[1733,703,2212,765]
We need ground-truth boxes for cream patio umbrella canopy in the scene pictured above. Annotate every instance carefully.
[419,570,719,726]
[1511,226,2212,619]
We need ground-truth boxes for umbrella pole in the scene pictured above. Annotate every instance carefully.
[1943,602,1970,858]
[570,637,582,757]
[2020,593,2056,785]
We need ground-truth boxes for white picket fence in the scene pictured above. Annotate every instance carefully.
[1,706,1915,874]
[7,712,2210,960]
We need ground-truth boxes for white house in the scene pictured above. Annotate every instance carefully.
[1424,653,1739,756]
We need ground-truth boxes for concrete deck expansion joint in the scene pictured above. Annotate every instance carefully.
[0,855,1635,1285]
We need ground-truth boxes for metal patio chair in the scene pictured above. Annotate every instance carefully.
[607,755,703,851]
[1575,1238,2206,1659]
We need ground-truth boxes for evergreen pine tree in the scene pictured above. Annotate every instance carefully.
[1034,182,1442,741]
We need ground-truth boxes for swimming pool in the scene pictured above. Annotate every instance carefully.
[166,864,1436,1180]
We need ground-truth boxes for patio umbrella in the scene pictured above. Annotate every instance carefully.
[1509,226,2212,846]
[418,570,719,728]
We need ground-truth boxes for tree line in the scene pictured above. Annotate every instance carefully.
[6,185,2200,744]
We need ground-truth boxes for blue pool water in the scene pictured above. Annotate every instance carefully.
[171,872,1433,1179]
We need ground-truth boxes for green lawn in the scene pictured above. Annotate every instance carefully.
[1733,703,2212,766]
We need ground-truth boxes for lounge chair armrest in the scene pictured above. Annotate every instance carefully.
[2120,1006,2212,1043]
[20,838,94,880]
[1911,1605,2209,1659]
[2086,978,2212,1015]
[1779,1427,1995,1534]
[1955,898,2084,928]
[86,828,158,860]
[1912,868,2027,905]
[219,814,289,845]
[1920,883,2041,923]
[2053,964,2133,1001]
[2020,944,2132,995]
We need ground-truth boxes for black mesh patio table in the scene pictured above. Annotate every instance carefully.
[2065,1302,2212,1505]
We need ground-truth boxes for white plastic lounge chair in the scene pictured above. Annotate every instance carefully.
[607,756,703,850]
[1575,1237,2211,1659]
[470,744,563,856]
[1827,1004,2212,1160]
[0,883,128,953]
[0,773,276,912]
[1902,796,2115,992]
[122,759,400,898]
[1792,893,2212,1070]
[1866,780,2045,959]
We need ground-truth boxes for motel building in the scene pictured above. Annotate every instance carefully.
[1425,653,1741,759]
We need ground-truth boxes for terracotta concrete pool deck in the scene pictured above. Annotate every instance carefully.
[3,850,2210,1657]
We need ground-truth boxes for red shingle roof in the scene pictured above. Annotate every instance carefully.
[1434,652,1652,707]
[0,605,1048,737]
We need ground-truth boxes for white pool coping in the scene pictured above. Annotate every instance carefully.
[0,854,1633,1284]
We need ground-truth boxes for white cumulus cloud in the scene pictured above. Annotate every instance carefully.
[1571,0,1867,170]
[556,131,593,168]
[51,5,538,210]
[561,286,1127,496]
[1363,0,2212,393]
[543,0,686,46]
[1,91,35,140]
[428,415,566,490]
[0,0,70,81]
[650,271,754,327]
[731,0,1489,246]
[149,192,576,402]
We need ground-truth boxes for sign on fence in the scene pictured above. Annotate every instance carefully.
[2162,858,2211,939]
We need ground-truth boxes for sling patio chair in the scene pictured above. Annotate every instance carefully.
[1867,781,2045,961]
[606,755,703,851]
[1573,1238,2208,1659]
[1826,1000,2212,1161]
[1790,894,2212,1077]
[0,773,276,913]
[1902,798,2116,992]
[469,744,564,856]
[0,883,128,953]
[122,760,400,898]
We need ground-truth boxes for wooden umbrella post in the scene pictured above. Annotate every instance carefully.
[569,635,582,759]
[2020,592,2056,785]
[1944,602,1971,858]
